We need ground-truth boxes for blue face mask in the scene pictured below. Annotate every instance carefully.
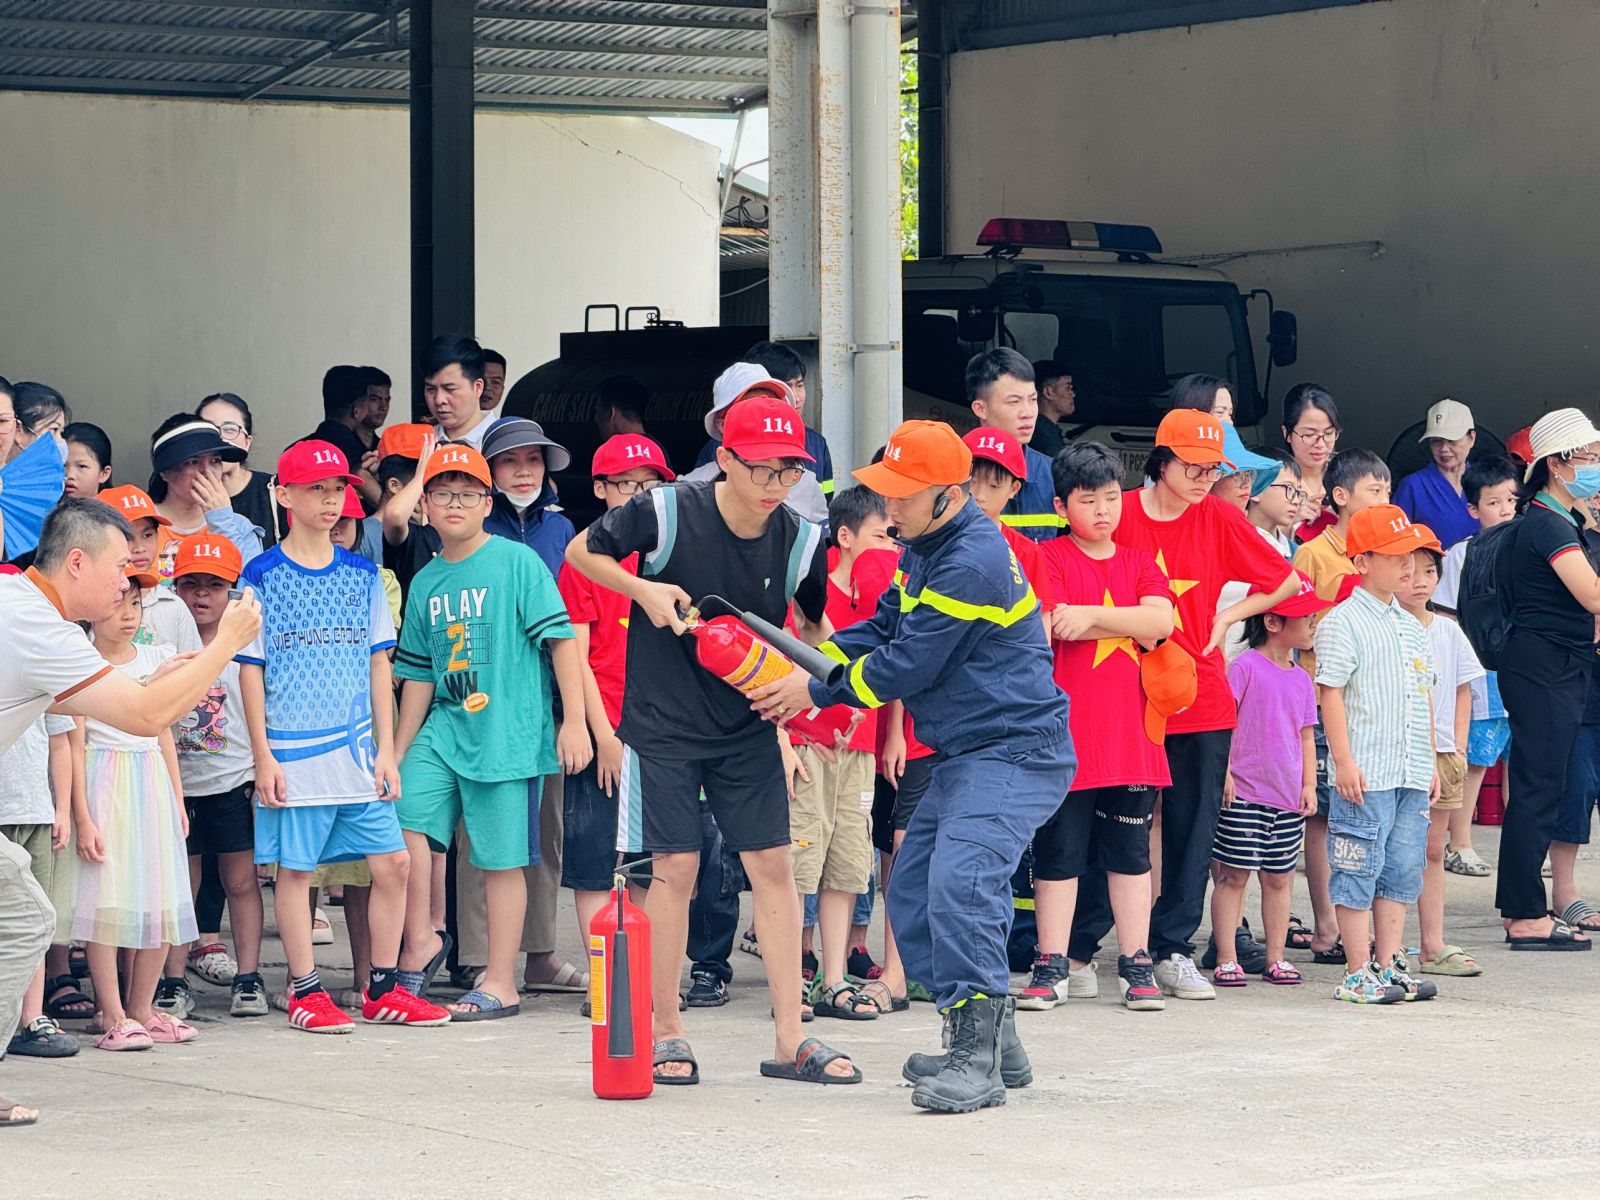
[1567,462,1600,500]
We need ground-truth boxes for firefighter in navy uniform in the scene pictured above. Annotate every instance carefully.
[751,420,1075,1113]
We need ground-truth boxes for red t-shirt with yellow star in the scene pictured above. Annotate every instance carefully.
[1037,537,1173,791]
[1114,491,1297,734]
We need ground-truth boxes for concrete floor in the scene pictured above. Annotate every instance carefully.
[7,826,1600,1199]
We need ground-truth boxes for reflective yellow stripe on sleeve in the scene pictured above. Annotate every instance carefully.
[900,584,1039,628]
[819,478,836,496]
[816,640,849,665]
[1000,512,1067,529]
[848,657,884,708]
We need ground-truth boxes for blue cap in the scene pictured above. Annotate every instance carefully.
[1218,422,1279,495]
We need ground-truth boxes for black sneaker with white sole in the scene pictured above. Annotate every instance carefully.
[684,970,730,1008]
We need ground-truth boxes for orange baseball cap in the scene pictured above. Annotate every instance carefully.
[962,427,1026,479]
[853,421,973,498]
[172,532,243,584]
[422,443,492,489]
[1155,408,1234,468]
[1345,505,1443,557]
[124,564,159,590]
[376,423,435,462]
[1141,638,1197,745]
[100,484,170,528]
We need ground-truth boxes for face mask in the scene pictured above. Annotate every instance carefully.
[503,485,540,510]
[1566,463,1600,500]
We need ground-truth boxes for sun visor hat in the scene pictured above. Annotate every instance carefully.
[480,417,572,474]
[151,421,248,474]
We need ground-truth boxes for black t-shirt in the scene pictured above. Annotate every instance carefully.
[1509,497,1594,652]
[585,480,828,759]
[231,470,279,549]
[383,522,442,604]
[1029,418,1066,460]
[309,419,370,473]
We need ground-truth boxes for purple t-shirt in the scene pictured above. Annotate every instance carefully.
[1228,649,1319,812]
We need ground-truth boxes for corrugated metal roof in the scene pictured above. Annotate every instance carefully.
[0,1,773,113]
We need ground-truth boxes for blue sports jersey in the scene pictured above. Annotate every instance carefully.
[236,546,397,807]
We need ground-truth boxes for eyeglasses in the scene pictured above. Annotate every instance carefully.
[1181,463,1223,483]
[1270,482,1309,505]
[425,488,491,508]
[212,421,247,441]
[731,455,805,487]
[602,478,663,495]
[1290,427,1339,447]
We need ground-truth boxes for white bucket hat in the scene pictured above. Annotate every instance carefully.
[1525,407,1600,480]
[1418,398,1474,442]
[706,363,792,439]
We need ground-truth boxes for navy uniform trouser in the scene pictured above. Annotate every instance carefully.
[887,727,1075,1011]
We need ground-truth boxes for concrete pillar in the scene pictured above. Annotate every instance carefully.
[768,0,903,474]
[410,0,475,417]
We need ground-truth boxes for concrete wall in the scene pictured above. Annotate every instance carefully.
[945,0,1600,451]
[0,92,719,479]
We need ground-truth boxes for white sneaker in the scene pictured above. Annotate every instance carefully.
[1153,953,1216,1000]
[311,907,335,946]
[1067,960,1099,998]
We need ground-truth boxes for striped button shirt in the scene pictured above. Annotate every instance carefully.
[1313,585,1436,791]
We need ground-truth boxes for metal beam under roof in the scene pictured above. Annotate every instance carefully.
[0,1,777,114]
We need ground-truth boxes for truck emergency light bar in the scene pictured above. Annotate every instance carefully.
[976,218,1163,256]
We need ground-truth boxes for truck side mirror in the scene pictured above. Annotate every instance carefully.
[957,296,995,343]
[1269,309,1298,368]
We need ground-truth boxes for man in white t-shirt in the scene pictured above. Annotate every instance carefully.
[423,333,493,451]
[0,498,260,1128]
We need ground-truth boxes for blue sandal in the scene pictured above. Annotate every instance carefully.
[449,988,519,1022]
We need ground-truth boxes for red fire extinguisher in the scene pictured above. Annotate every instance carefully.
[686,611,853,747]
[590,875,653,1100]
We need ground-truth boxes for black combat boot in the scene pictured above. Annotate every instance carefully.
[909,996,1010,1113]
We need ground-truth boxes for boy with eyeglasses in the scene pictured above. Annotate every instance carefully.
[566,395,862,1087]
[393,445,590,1020]
[556,435,675,949]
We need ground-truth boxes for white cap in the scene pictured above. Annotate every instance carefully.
[1526,407,1600,480]
[1418,398,1474,442]
[706,362,791,439]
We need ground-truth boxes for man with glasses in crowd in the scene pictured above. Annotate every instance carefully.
[566,388,862,1088]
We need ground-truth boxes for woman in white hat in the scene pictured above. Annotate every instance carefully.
[1394,398,1478,549]
[1496,408,1600,949]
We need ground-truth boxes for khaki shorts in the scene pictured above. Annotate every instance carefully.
[789,747,875,895]
[0,823,57,898]
[1433,751,1467,812]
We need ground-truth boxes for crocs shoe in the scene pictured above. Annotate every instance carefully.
[361,985,451,1027]
[187,942,238,986]
[1443,845,1492,877]
[288,989,355,1034]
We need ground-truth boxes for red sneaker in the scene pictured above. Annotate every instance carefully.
[361,985,451,1027]
[288,990,355,1034]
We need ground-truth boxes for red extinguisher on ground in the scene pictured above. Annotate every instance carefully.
[684,598,850,746]
[590,872,653,1100]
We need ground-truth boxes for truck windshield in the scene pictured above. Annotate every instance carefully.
[904,275,1261,428]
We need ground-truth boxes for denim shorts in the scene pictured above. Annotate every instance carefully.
[1326,787,1430,909]
[1466,717,1511,768]
[1313,721,1332,817]
[1557,724,1600,845]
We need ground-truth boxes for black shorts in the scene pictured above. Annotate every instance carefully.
[1032,785,1158,880]
[562,762,620,892]
[871,775,897,856]
[616,738,789,855]
[185,782,255,857]
[891,756,936,832]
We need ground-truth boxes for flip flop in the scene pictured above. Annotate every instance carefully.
[0,1097,40,1128]
[1557,901,1600,934]
[523,961,588,994]
[759,1037,862,1085]
[1507,920,1592,951]
[652,1037,699,1086]
[419,931,454,997]
[449,988,519,1022]
[1419,946,1483,976]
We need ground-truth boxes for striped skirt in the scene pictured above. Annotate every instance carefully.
[72,746,199,949]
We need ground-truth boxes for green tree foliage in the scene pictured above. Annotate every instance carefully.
[901,44,919,259]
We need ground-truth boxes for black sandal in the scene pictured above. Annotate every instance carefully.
[652,1037,700,1085]
[760,1037,862,1084]
[1286,915,1315,952]
[68,946,89,980]
[1310,939,1347,965]
[45,975,94,1021]
[812,981,879,1021]
[1508,919,1593,951]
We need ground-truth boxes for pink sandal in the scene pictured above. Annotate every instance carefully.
[96,1019,154,1052]
[143,1013,198,1043]
[1261,960,1303,985]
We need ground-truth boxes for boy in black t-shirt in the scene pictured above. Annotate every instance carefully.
[567,395,861,1086]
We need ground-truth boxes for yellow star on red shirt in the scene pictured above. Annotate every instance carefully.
[1153,549,1199,631]
[1091,588,1139,667]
